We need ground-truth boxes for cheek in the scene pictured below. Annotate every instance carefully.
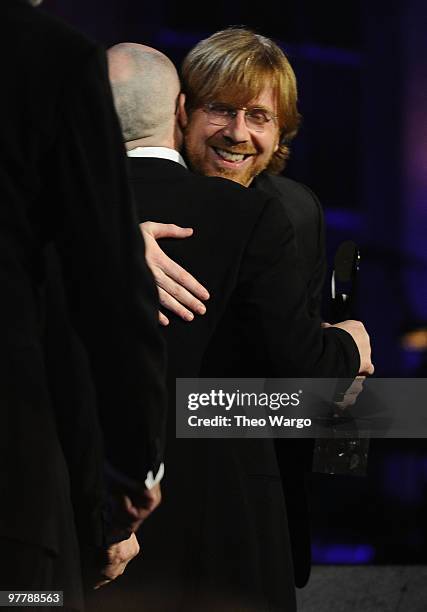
[186,126,209,153]
[253,133,278,158]
[268,133,280,155]
[261,130,280,156]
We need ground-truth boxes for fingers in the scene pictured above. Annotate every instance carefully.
[153,263,207,319]
[334,376,367,409]
[143,483,162,514]
[158,311,169,326]
[126,483,162,521]
[154,254,209,302]
[158,287,195,322]
[156,267,208,315]
[107,483,163,540]
[358,353,374,375]
[94,534,140,590]
[140,221,194,240]
[360,363,375,376]
[118,484,163,534]
[141,222,210,320]
[329,320,374,376]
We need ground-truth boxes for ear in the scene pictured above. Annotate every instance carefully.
[177,92,188,129]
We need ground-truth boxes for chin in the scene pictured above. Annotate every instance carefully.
[208,162,255,186]
[205,166,248,186]
[228,175,250,187]
[222,172,251,186]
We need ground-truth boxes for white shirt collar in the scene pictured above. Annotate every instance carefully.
[127,146,187,169]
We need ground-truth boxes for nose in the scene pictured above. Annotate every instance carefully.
[221,110,250,143]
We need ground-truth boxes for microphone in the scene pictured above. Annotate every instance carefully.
[312,240,369,476]
[330,240,362,399]
[331,240,360,322]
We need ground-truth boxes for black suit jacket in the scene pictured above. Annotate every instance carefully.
[90,156,359,612]
[0,0,166,565]
[253,172,326,319]
[131,159,356,379]
[254,172,326,587]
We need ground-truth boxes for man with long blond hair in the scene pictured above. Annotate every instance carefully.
[182,29,300,179]
[177,28,325,590]
[139,28,329,593]
[147,28,324,335]
[180,28,324,318]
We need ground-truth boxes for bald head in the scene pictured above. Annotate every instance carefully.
[108,43,180,145]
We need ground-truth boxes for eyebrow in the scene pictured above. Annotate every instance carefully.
[215,102,275,113]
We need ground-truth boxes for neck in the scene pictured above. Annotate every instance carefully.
[126,132,178,152]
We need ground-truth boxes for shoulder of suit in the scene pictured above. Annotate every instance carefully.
[255,173,323,222]
[258,173,320,203]
[190,173,273,209]
[173,173,277,228]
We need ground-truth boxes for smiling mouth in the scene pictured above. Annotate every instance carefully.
[212,147,253,163]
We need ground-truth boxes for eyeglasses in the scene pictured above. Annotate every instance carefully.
[202,102,277,132]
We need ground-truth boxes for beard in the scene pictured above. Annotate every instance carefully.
[185,134,275,187]
[201,159,261,187]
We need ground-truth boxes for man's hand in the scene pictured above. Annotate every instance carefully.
[323,320,374,375]
[93,485,161,589]
[94,533,140,590]
[109,482,162,536]
[122,482,162,533]
[140,221,209,325]
[334,376,366,410]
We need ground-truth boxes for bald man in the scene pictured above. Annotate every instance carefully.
[84,43,372,612]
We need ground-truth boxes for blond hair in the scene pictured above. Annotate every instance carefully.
[181,28,301,174]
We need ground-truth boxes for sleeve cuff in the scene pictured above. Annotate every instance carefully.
[145,462,164,489]
[106,461,165,492]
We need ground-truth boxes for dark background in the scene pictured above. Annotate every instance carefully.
[42,0,427,565]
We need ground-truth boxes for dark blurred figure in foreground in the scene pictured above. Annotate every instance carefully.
[0,1,167,608]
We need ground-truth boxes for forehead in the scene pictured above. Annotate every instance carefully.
[213,85,278,112]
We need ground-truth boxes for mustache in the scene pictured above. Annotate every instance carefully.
[208,139,256,156]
